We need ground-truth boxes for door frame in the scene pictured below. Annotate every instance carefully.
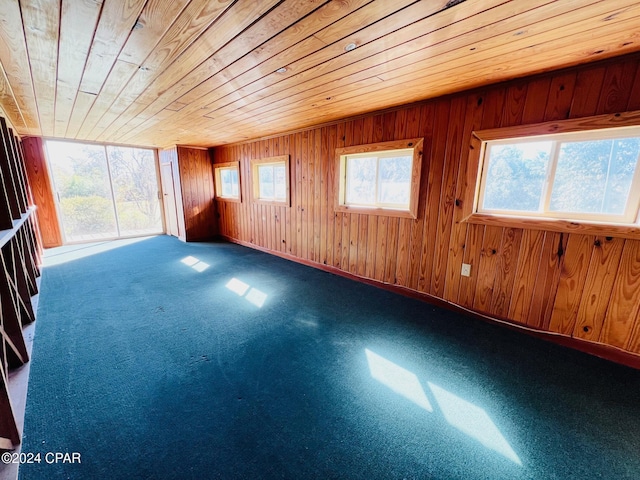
[160,160,179,238]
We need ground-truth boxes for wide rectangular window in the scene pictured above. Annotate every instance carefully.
[335,139,423,218]
[467,111,640,239]
[478,130,640,224]
[250,155,290,206]
[46,140,163,243]
[214,162,241,202]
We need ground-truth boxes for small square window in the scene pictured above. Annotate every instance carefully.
[336,139,423,218]
[250,155,290,206]
[214,162,241,202]
[344,152,413,208]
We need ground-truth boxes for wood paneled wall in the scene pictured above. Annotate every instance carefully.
[211,53,640,360]
[22,137,62,248]
[159,146,216,242]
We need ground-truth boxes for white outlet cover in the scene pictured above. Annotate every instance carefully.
[461,263,471,277]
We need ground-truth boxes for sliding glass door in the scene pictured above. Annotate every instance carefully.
[106,146,162,237]
[46,141,163,243]
[47,142,118,242]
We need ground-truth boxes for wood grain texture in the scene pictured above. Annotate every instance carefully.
[121,0,321,136]
[175,146,216,241]
[548,234,594,335]
[573,237,625,342]
[159,0,640,147]
[431,97,466,297]
[55,0,104,137]
[78,0,147,95]
[508,229,545,324]
[489,227,523,318]
[600,241,640,349]
[529,232,566,330]
[0,53,26,133]
[151,0,617,145]
[0,0,40,134]
[473,226,503,314]
[108,0,275,144]
[21,137,62,247]
[210,53,640,362]
[465,213,640,241]
[20,0,60,137]
[443,94,484,303]
[95,0,235,142]
[418,102,449,292]
[162,0,370,114]
[3,2,640,146]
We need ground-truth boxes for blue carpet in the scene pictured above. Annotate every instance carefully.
[19,235,640,479]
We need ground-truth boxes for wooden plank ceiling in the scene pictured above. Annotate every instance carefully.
[0,0,639,149]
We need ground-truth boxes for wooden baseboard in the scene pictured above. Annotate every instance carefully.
[218,234,640,370]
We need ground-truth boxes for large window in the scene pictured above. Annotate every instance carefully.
[467,111,640,239]
[335,139,423,218]
[214,162,241,202]
[46,141,163,243]
[250,155,290,206]
[478,133,640,223]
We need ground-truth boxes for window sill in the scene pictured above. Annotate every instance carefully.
[464,213,640,240]
[335,204,416,219]
[216,196,241,203]
[252,199,290,207]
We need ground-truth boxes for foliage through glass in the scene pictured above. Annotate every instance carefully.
[344,150,412,209]
[46,141,162,242]
[258,164,286,201]
[480,133,640,223]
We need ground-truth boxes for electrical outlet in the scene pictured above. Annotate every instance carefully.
[461,263,471,277]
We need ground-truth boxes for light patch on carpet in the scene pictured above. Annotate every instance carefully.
[365,349,433,412]
[181,256,199,266]
[192,261,209,272]
[364,349,521,466]
[44,237,154,266]
[181,256,209,272]
[226,278,250,296]
[428,382,522,465]
[225,278,268,307]
[245,288,267,307]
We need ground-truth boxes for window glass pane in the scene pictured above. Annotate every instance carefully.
[550,139,640,215]
[220,169,230,195]
[47,141,118,242]
[258,165,274,199]
[483,142,552,212]
[378,155,412,206]
[107,146,163,237]
[230,169,239,196]
[346,156,377,205]
[220,168,239,197]
[274,165,286,200]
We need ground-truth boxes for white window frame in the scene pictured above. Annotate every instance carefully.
[214,161,241,202]
[335,138,423,219]
[250,155,290,206]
